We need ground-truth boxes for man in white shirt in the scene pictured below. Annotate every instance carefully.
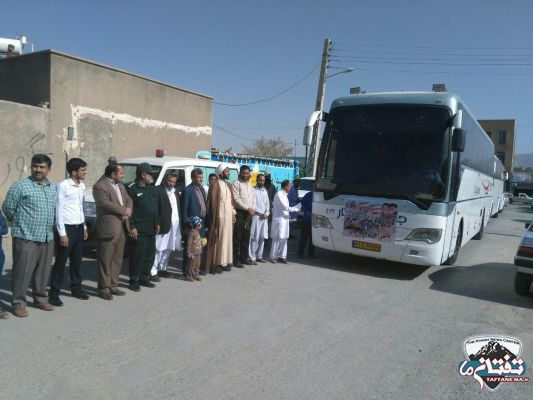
[249,174,269,264]
[270,180,300,263]
[49,158,89,306]
[152,173,181,280]
[232,165,256,267]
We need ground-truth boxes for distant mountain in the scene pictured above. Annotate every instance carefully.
[515,153,533,169]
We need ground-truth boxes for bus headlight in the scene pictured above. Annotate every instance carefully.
[312,214,333,229]
[406,228,442,244]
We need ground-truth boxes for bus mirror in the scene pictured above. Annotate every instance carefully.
[303,126,313,146]
[452,128,466,152]
[321,112,329,122]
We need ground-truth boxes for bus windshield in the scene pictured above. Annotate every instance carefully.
[318,105,451,205]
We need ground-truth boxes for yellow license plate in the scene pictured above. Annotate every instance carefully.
[352,241,381,252]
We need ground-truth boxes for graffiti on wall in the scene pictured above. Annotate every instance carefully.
[0,132,48,190]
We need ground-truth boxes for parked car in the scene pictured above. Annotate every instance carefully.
[514,221,533,295]
[503,192,513,206]
[512,193,533,208]
[295,177,315,221]
[298,176,315,199]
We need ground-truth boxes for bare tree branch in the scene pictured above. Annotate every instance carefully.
[242,136,293,158]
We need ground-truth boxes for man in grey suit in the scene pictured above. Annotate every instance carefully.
[93,164,132,300]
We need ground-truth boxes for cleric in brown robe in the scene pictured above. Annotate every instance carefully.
[205,163,236,274]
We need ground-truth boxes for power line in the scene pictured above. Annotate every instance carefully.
[212,123,254,141]
[220,125,302,130]
[329,57,533,67]
[351,67,533,76]
[332,47,533,58]
[331,53,533,62]
[213,61,320,107]
[213,124,297,144]
[334,42,533,50]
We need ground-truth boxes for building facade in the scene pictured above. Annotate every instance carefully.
[0,50,212,199]
[478,119,515,172]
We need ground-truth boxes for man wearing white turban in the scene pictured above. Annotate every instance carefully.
[205,163,236,274]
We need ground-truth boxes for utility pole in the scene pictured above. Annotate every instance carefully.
[307,38,331,177]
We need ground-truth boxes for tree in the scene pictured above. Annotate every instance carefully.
[242,136,293,158]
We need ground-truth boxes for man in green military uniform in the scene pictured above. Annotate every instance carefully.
[127,163,160,291]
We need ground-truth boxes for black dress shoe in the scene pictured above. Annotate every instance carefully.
[150,275,161,282]
[243,260,253,266]
[140,280,156,288]
[158,271,171,278]
[71,290,89,300]
[256,258,267,263]
[278,258,288,264]
[215,266,223,274]
[100,292,113,300]
[129,283,141,292]
[49,297,64,307]
[233,262,244,268]
[222,265,232,271]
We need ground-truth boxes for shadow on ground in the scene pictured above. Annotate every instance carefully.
[0,251,186,312]
[428,262,533,309]
[296,248,429,281]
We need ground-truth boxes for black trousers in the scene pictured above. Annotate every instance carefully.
[233,211,251,263]
[49,224,85,298]
[298,220,315,257]
[129,234,155,284]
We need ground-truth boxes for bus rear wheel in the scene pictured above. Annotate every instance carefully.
[473,210,485,240]
[444,225,462,265]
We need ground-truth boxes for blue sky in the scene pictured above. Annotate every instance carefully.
[2,0,533,157]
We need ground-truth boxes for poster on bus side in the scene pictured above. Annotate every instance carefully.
[342,200,398,243]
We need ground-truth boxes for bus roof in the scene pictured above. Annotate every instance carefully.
[330,91,463,111]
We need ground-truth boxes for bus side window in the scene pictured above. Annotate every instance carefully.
[449,153,460,201]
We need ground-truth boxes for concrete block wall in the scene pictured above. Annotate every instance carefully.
[0,50,212,189]
[0,100,51,201]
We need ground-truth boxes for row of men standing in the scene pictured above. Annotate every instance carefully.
[0,154,313,318]
[0,156,200,316]
[205,163,303,273]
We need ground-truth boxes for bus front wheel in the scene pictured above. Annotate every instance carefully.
[443,225,462,266]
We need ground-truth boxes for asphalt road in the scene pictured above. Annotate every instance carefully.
[1,204,532,400]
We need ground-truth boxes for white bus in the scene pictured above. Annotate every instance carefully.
[491,155,505,218]
[309,92,497,266]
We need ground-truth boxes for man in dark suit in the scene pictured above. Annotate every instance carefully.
[181,168,207,276]
[152,172,182,280]
[93,164,132,300]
